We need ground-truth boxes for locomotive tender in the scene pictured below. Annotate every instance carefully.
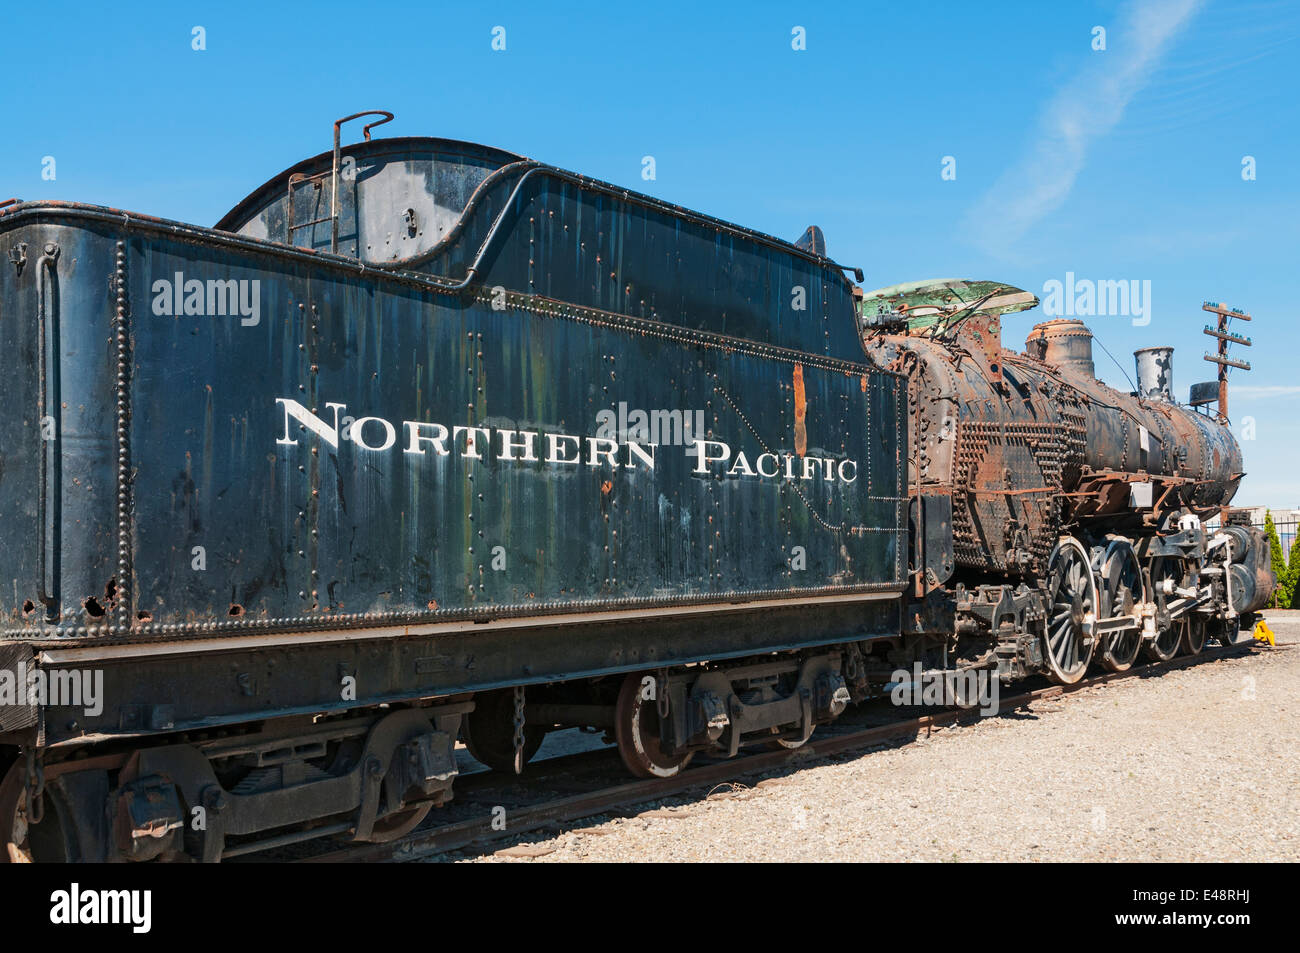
[0,115,1272,861]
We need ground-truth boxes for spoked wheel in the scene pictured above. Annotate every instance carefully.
[463,689,546,773]
[1145,556,1186,662]
[614,673,694,778]
[1043,537,1099,684]
[1179,615,1208,656]
[1214,617,1242,648]
[1095,539,1145,673]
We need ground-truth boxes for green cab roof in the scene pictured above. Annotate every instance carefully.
[858,278,1039,332]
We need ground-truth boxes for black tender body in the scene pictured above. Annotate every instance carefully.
[0,135,903,744]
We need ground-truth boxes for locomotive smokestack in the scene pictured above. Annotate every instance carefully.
[1025,319,1095,378]
[1134,346,1174,402]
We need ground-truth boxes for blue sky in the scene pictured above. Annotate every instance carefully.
[4,0,1297,505]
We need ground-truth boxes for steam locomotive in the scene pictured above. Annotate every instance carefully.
[0,115,1271,861]
[860,287,1271,685]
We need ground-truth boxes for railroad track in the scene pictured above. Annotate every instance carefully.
[282,639,1276,863]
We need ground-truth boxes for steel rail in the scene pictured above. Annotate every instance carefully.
[291,639,1276,864]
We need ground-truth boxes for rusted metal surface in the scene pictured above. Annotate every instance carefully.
[862,299,1247,577]
[1025,318,1095,378]
[792,363,807,456]
[868,328,1084,575]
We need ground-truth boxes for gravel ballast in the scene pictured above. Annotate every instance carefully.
[461,614,1299,863]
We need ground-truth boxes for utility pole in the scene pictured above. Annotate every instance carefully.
[1201,302,1252,423]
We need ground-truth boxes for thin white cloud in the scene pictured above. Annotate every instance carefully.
[1230,385,1300,400]
[962,0,1205,256]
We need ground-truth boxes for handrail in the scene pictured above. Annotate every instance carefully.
[442,164,546,290]
[36,243,61,620]
[330,111,394,252]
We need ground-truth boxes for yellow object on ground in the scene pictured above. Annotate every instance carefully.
[1253,620,1275,646]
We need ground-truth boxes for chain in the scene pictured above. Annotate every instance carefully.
[24,748,45,826]
[512,685,526,775]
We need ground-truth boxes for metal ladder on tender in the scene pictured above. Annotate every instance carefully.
[286,110,393,254]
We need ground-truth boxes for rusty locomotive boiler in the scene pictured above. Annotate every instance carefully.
[0,114,1273,861]
[860,280,1271,683]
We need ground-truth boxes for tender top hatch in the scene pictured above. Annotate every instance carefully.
[216,127,525,262]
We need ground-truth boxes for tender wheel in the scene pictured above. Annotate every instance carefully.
[463,689,546,773]
[614,673,694,779]
[1043,537,1098,684]
[764,724,813,750]
[1096,539,1144,673]
[361,803,433,843]
[1145,556,1186,662]
[0,758,76,863]
[0,761,31,863]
